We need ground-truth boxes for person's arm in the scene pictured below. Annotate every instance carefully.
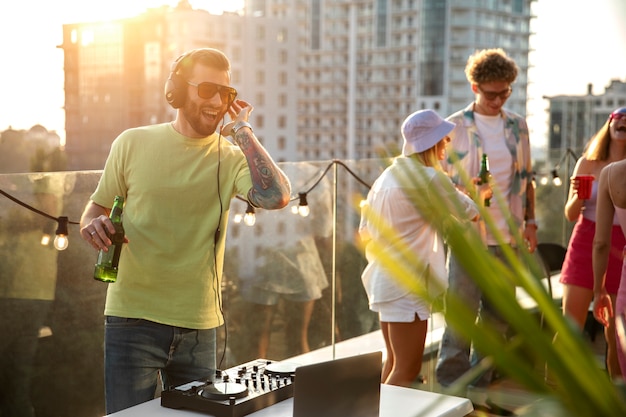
[431,171,481,222]
[523,178,538,253]
[592,165,615,326]
[222,100,291,210]
[564,157,588,222]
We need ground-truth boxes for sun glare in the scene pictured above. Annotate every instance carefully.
[55,0,244,25]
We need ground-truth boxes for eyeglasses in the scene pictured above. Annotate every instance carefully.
[187,81,237,103]
[609,112,626,122]
[477,86,512,101]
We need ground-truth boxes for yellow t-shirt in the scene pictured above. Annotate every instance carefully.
[91,123,252,329]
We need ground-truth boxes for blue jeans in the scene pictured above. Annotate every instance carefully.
[104,316,217,414]
[435,245,516,388]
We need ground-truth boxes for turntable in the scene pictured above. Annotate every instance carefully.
[161,358,298,417]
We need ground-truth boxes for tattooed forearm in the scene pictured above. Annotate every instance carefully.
[232,129,252,151]
[250,154,274,190]
[234,129,291,209]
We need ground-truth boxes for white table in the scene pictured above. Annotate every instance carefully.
[106,384,473,417]
[106,309,473,417]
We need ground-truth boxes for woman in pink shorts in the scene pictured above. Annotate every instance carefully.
[561,107,626,379]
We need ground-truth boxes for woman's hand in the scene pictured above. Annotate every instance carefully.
[593,289,614,327]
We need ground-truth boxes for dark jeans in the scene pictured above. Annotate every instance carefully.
[104,316,216,414]
[435,245,516,388]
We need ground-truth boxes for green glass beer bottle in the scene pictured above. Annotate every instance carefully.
[94,195,125,282]
[478,153,491,207]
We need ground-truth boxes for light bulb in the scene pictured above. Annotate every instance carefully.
[233,213,243,224]
[244,212,256,226]
[54,216,70,251]
[54,234,69,251]
[551,169,562,186]
[539,176,549,186]
[297,192,310,217]
[41,233,52,246]
[244,202,256,226]
[298,205,310,217]
[291,205,299,214]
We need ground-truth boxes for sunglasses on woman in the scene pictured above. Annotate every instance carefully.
[187,81,237,104]
[609,112,626,122]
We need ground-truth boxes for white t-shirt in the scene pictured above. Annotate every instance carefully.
[475,113,513,245]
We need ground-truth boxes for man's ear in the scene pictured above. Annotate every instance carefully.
[471,84,479,94]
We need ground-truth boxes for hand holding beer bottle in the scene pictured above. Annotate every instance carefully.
[94,195,125,283]
[477,153,492,207]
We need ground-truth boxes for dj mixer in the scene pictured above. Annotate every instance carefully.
[161,358,298,417]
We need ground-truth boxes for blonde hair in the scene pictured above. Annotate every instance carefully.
[415,145,443,171]
[465,48,518,85]
[584,120,611,161]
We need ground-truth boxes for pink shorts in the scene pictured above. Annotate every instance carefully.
[560,216,625,294]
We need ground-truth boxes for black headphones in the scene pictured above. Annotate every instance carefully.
[164,51,193,109]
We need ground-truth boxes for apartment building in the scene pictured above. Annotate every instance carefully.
[59,1,298,170]
[245,0,533,161]
[544,79,626,163]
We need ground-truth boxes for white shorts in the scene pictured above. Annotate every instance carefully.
[370,293,431,322]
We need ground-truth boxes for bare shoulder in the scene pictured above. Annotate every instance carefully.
[605,161,626,208]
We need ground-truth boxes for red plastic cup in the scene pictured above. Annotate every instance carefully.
[575,175,594,200]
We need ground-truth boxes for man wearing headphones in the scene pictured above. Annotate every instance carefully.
[79,48,291,414]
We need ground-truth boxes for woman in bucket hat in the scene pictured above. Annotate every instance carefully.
[359,109,491,387]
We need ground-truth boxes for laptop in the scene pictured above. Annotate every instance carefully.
[292,351,383,417]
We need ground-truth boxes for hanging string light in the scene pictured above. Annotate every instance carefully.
[54,216,70,250]
[235,160,373,223]
[297,192,310,217]
[0,189,78,251]
[551,169,562,186]
[243,202,256,226]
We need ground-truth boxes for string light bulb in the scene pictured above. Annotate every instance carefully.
[551,169,562,187]
[297,192,310,217]
[54,216,69,251]
[243,202,256,226]
[41,233,52,246]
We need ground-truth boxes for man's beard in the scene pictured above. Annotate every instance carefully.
[182,100,226,137]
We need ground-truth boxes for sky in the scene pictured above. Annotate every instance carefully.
[0,0,624,147]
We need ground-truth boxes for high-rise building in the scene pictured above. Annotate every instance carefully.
[246,0,534,161]
[59,2,298,170]
[544,79,626,163]
[59,0,535,169]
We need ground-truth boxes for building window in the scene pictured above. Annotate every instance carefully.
[256,25,265,40]
[256,92,265,106]
[311,0,321,49]
[376,0,388,47]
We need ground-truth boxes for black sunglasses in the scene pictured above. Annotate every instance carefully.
[477,85,512,101]
[187,81,237,103]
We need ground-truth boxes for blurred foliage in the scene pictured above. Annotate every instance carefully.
[359,156,626,416]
